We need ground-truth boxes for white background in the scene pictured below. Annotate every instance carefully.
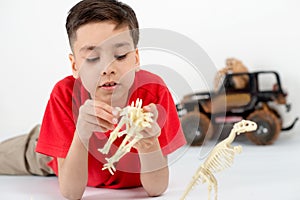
[0,1,299,138]
[0,1,300,200]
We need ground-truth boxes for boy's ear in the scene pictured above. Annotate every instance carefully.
[135,48,140,67]
[69,54,79,79]
[134,48,140,72]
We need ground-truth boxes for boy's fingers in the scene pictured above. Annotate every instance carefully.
[79,104,116,133]
[79,112,111,131]
[143,103,158,120]
[85,100,118,125]
[94,107,118,125]
[96,117,115,131]
[112,107,121,117]
[143,124,161,138]
[83,111,115,131]
[143,104,153,112]
[92,100,113,113]
[84,99,113,115]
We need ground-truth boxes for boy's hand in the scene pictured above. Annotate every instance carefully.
[133,103,161,152]
[76,99,118,144]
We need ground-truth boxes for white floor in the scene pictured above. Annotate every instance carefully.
[1,127,299,200]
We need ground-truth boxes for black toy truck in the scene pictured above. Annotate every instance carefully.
[176,71,298,145]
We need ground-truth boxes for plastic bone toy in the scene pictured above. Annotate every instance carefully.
[98,98,153,175]
[180,120,257,200]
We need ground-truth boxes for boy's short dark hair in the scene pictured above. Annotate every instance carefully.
[66,0,139,49]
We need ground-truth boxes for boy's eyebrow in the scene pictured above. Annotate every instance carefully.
[79,42,132,53]
[79,45,100,53]
[79,45,99,52]
[113,42,131,48]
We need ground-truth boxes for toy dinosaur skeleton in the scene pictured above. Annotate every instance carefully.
[98,98,153,175]
[180,120,257,200]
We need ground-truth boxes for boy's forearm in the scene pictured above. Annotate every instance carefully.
[138,139,169,197]
[140,164,169,197]
[58,131,88,200]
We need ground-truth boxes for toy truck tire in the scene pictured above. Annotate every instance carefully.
[180,111,210,146]
[246,109,281,145]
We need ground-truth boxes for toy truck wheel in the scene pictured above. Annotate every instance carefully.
[246,110,281,145]
[180,112,210,146]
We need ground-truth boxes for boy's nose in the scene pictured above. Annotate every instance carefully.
[101,64,116,76]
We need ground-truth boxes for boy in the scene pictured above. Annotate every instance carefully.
[0,0,186,199]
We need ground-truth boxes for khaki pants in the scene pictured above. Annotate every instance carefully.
[0,125,54,176]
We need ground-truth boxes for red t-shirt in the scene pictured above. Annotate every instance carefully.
[36,70,186,188]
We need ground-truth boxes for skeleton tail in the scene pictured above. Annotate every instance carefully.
[180,166,203,200]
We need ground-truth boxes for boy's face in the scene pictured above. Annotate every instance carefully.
[69,21,140,104]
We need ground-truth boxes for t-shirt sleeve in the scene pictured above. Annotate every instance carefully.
[36,79,76,158]
[156,87,187,156]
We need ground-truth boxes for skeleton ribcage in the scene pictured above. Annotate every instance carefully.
[204,147,235,173]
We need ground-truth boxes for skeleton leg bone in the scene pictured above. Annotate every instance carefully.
[206,169,217,200]
[102,135,142,175]
[98,117,127,154]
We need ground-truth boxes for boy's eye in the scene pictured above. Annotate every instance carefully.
[115,53,127,61]
[86,57,100,63]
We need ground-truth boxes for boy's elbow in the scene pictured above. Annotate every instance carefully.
[59,183,85,200]
[145,183,168,197]
[60,188,84,200]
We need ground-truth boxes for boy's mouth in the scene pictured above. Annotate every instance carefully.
[100,81,119,90]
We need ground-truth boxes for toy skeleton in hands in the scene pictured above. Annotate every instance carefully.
[98,98,154,175]
[180,120,257,200]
